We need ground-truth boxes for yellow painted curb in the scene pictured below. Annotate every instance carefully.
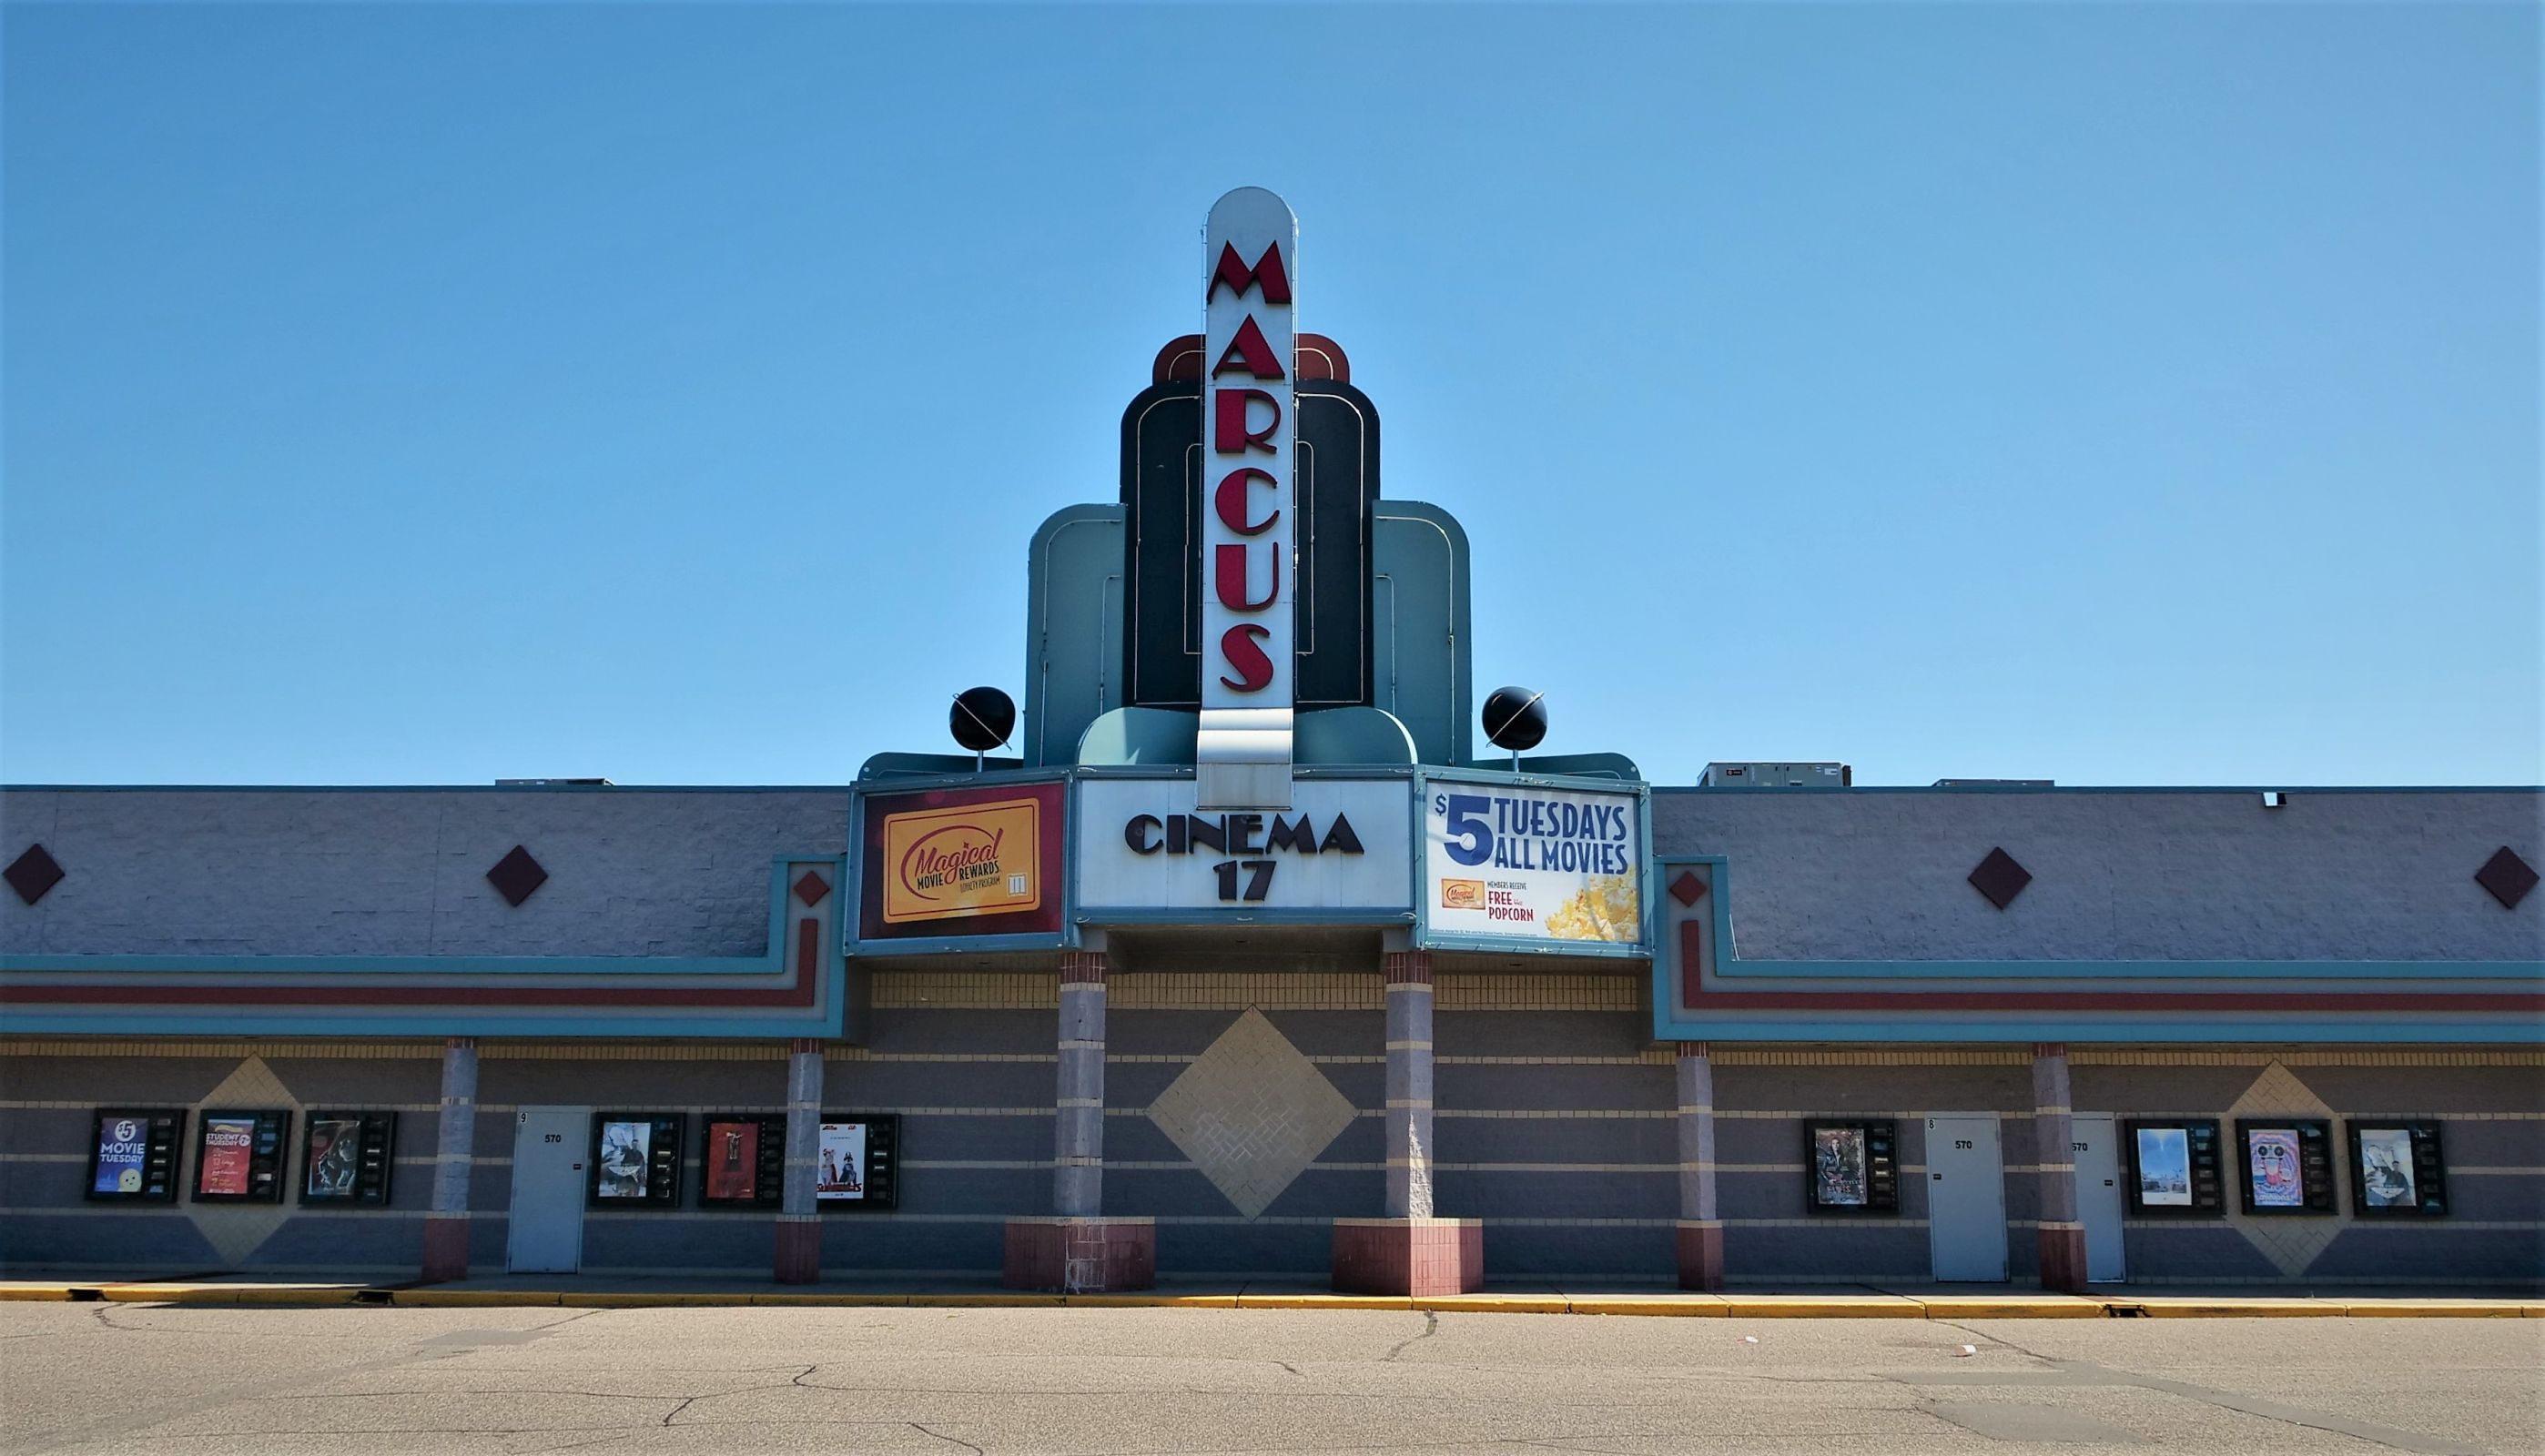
[1234,1294,1413,1310]
[2343,1300,2528,1318]
[1567,1299,1729,1318]
[1414,1296,1569,1315]
[393,1289,564,1307]
[747,1292,910,1307]
[1917,1299,2104,1320]
[1718,1298,1926,1319]
[2124,1299,2345,1318]
[100,1285,356,1305]
[906,1293,1071,1308]
[556,1291,755,1308]
[0,1287,76,1301]
[1064,1293,1241,1308]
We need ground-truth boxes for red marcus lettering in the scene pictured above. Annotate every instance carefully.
[1212,389,1280,455]
[1209,240,1291,305]
[1213,543,1279,612]
[1217,622,1275,692]
[1214,468,1280,536]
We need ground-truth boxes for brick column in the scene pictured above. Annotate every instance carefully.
[1674,1042,1724,1290]
[420,1036,477,1282]
[1053,952,1108,1217]
[1384,951,1435,1218]
[1333,952,1481,1296]
[775,1037,825,1284]
[1005,951,1152,1290]
[2033,1042,2087,1292]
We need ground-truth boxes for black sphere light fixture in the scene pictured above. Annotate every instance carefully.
[1482,685,1548,764]
[949,686,1017,762]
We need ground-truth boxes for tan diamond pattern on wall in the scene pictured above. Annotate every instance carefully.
[2222,1061,2341,1277]
[1148,1008,1357,1218]
[188,1057,303,1267]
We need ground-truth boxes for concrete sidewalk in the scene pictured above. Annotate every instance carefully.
[4,1271,2539,1317]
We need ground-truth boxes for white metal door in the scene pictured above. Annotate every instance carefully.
[1926,1114,2009,1282]
[506,1107,588,1274]
[2072,1113,2126,1283]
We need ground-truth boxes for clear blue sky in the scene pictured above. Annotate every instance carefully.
[5,3,2537,789]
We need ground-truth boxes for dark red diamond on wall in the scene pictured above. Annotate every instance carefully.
[4,844,65,905]
[485,845,549,907]
[793,871,831,907]
[1667,870,1708,908]
[2474,847,2538,910]
[1967,847,2033,910]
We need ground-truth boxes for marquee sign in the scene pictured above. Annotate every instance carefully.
[1077,778,1410,915]
[1196,187,1297,810]
[1425,784,1645,945]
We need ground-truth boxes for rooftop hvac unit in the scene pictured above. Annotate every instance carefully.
[1700,762,1851,788]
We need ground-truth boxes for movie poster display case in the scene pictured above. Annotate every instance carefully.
[1802,1118,1899,1214]
[816,1113,899,1211]
[588,1113,684,1208]
[2348,1121,2449,1217]
[299,1111,397,1205]
[2233,1117,2335,1215]
[697,1114,787,1208]
[2124,1118,2224,1216]
[191,1109,291,1203]
[85,1108,186,1203]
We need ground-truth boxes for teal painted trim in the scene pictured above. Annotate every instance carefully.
[1709,958,2545,982]
[3,854,839,980]
[1076,909,1416,927]
[1676,1019,2545,1044]
[1,784,856,794]
[0,1011,853,1038]
[851,931,1068,956]
[1651,784,2543,796]
[1420,933,1649,960]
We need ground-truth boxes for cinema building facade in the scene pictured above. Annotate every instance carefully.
[4,191,2540,1294]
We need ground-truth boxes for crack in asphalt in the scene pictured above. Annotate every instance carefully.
[1382,1309,1439,1362]
[911,1421,988,1455]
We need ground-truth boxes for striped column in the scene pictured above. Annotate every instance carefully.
[1384,951,1435,1219]
[775,1037,825,1283]
[1674,1042,1723,1290]
[420,1036,477,1282]
[1053,951,1108,1217]
[2033,1042,2086,1292]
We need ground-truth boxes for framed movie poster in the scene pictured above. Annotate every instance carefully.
[300,1111,397,1205]
[588,1113,684,1208]
[2124,1118,2224,1216]
[1802,1119,1899,1214]
[2234,1118,2334,1215]
[2348,1121,2448,1217]
[698,1115,786,1208]
[86,1109,186,1203]
[191,1109,291,1203]
[816,1113,899,1211]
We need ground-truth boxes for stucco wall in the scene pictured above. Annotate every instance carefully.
[1653,788,2542,962]
[0,788,850,957]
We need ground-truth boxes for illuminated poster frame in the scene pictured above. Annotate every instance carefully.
[816,1113,899,1212]
[697,1113,787,1209]
[299,1110,398,1206]
[85,1108,186,1204]
[588,1112,684,1209]
[191,1109,292,1204]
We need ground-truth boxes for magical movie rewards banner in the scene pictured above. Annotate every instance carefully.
[859,781,1065,940]
[1425,784,1643,945]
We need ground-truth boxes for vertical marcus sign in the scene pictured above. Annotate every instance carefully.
[1195,187,1297,809]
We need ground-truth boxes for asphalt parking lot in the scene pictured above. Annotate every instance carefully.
[4,1302,2538,1454]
